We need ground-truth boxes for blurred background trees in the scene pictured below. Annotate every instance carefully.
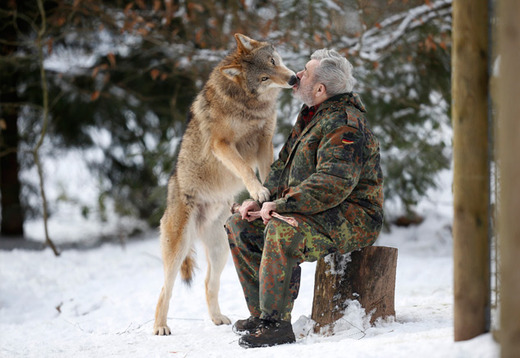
[0,0,452,241]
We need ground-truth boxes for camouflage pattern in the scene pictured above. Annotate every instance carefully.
[226,92,384,322]
[226,212,336,322]
[264,92,384,253]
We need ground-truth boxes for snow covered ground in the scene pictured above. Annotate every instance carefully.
[0,170,499,357]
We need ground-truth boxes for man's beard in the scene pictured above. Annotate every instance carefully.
[293,84,315,107]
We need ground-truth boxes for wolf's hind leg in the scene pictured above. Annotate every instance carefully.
[153,204,193,335]
[200,209,232,325]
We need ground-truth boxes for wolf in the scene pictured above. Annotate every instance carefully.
[153,34,297,335]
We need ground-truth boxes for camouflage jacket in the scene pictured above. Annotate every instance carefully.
[264,92,384,252]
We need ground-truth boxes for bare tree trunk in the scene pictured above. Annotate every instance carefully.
[1,87,24,238]
[0,4,24,237]
[497,0,520,356]
[452,0,490,341]
[0,112,24,237]
[311,246,398,335]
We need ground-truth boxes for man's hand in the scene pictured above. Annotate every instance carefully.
[260,202,276,225]
[239,200,261,222]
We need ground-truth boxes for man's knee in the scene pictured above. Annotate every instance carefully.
[225,213,242,244]
[264,219,300,252]
[225,213,242,231]
[264,217,334,261]
[265,218,297,238]
[225,213,263,247]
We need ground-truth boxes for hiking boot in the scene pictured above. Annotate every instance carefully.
[238,319,296,348]
[232,316,262,335]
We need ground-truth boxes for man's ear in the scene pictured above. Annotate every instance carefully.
[316,83,327,99]
[234,33,259,53]
[220,65,242,81]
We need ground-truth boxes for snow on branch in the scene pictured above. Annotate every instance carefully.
[343,0,452,61]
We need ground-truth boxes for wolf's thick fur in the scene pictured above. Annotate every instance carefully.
[153,34,297,335]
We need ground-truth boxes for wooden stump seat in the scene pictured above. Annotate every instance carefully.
[311,246,398,334]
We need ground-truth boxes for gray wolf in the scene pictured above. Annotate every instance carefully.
[153,33,297,335]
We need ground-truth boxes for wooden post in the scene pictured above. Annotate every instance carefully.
[311,246,398,334]
[497,0,520,356]
[452,0,490,341]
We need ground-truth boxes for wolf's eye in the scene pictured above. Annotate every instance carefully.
[271,58,275,65]
[261,77,269,81]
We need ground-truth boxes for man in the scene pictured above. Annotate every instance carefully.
[225,49,384,348]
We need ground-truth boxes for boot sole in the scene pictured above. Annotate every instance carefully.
[238,335,296,348]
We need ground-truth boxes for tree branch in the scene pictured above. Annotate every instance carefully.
[34,0,59,256]
[344,0,452,61]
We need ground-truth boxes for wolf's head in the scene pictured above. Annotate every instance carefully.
[220,34,297,98]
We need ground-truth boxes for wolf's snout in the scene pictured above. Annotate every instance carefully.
[288,75,298,86]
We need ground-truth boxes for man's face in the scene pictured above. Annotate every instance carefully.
[293,59,320,106]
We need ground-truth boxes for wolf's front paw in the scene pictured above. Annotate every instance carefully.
[250,186,270,203]
[211,313,231,325]
[153,325,171,336]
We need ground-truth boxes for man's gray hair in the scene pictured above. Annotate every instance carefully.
[310,49,356,95]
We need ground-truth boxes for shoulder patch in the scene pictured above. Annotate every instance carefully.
[345,110,359,129]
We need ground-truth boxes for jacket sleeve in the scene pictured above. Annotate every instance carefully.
[273,122,364,215]
[262,133,292,197]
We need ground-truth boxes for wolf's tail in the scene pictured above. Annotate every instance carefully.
[180,248,196,285]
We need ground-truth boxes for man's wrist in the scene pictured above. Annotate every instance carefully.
[272,198,287,213]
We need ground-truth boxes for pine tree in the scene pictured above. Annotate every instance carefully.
[1,0,455,240]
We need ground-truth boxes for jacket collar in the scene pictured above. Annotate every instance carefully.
[292,92,366,144]
[313,92,367,113]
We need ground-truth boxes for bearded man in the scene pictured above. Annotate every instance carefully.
[226,49,384,348]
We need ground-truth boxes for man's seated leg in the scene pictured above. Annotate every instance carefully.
[225,213,266,327]
[239,216,336,348]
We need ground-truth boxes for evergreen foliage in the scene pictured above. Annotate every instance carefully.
[0,0,453,233]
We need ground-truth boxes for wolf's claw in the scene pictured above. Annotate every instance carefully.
[252,186,271,203]
[211,314,231,325]
[153,325,171,336]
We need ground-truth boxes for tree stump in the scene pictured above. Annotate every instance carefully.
[311,246,398,334]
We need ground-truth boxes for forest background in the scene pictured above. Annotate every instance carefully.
[0,0,452,245]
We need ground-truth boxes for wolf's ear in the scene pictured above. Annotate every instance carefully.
[220,65,242,81]
[234,33,259,53]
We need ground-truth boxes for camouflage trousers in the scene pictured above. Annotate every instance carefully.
[225,213,337,322]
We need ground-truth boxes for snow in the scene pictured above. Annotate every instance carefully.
[0,169,499,357]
